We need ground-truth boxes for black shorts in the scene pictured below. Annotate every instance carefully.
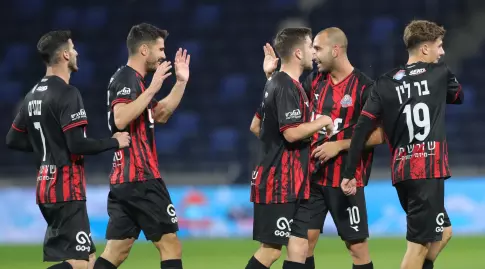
[39,201,96,262]
[106,178,179,242]
[253,200,310,246]
[395,179,446,244]
[302,184,369,241]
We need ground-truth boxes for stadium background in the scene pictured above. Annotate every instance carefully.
[1,0,484,268]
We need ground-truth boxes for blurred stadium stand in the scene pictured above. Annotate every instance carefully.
[0,0,484,187]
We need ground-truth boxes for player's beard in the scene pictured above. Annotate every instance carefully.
[68,58,78,73]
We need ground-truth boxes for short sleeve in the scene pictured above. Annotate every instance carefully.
[109,78,140,108]
[445,67,463,104]
[11,104,28,133]
[58,88,88,132]
[276,84,304,132]
[360,83,383,121]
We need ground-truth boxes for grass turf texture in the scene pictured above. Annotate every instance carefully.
[0,237,483,269]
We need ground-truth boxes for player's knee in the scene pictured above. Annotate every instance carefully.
[307,229,320,255]
[103,239,134,265]
[345,239,370,261]
[88,253,96,269]
[156,233,182,258]
[260,243,283,262]
[443,226,452,244]
[66,259,89,269]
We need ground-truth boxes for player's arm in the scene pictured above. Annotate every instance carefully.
[446,67,463,104]
[250,105,263,137]
[60,87,127,154]
[152,49,191,124]
[152,81,187,124]
[277,85,333,143]
[334,127,385,150]
[113,62,172,130]
[6,105,33,152]
[342,86,383,181]
[64,127,126,155]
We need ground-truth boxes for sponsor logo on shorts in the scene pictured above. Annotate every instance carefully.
[75,231,91,252]
[274,217,293,237]
[435,212,444,232]
[167,204,178,223]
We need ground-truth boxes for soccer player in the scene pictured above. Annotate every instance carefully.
[93,23,190,269]
[341,20,463,269]
[259,28,384,269]
[246,27,334,269]
[6,30,130,269]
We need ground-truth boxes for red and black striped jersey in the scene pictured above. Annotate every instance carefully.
[303,70,375,187]
[251,72,311,204]
[107,66,161,184]
[343,62,464,184]
[11,76,88,204]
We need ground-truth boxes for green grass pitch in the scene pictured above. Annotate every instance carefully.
[0,237,483,269]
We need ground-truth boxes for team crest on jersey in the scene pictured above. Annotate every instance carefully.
[393,70,406,80]
[340,94,353,108]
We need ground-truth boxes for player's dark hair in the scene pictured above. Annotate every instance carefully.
[273,27,312,62]
[127,23,169,56]
[403,20,446,50]
[36,30,72,65]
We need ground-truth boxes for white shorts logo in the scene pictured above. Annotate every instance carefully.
[75,231,91,252]
[274,217,293,237]
[167,204,178,223]
[435,213,444,232]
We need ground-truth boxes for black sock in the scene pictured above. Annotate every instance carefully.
[422,259,434,269]
[161,259,183,269]
[47,262,73,269]
[283,260,305,269]
[93,257,117,269]
[245,256,268,269]
[353,261,374,269]
[305,256,315,269]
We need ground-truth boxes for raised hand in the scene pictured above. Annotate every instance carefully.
[149,61,172,92]
[174,48,191,83]
[263,43,279,76]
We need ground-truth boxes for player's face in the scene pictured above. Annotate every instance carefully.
[426,38,445,63]
[301,36,314,70]
[312,34,334,72]
[146,38,166,72]
[66,39,78,72]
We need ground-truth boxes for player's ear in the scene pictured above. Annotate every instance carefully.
[62,49,70,61]
[332,45,338,58]
[295,48,303,60]
[140,44,149,57]
[421,43,429,55]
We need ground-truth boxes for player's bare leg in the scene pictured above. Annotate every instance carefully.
[304,229,320,269]
[283,236,308,269]
[94,238,135,268]
[88,253,96,269]
[345,239,373,268]
[422,226,452,269]
[64,259,89,269]
[246,243,282,268]
[401,241,429,269]
[153,233,183,268]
